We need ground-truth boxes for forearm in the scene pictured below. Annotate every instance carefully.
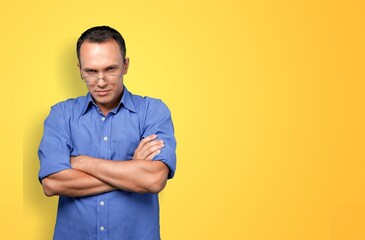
[72,157,168,193]
[41,168,116,197]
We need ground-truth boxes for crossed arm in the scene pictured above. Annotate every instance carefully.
[41,135,168,197]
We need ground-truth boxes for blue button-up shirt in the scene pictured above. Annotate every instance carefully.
[38,86,176,240]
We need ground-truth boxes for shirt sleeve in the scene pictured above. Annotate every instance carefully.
[142,99,177,179]
[38,104,73,182]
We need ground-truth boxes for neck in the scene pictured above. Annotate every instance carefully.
[93,96,122,116]
[98,105,113,116]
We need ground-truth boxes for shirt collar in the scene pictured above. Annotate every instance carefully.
[120,86,137,113]
[81,86,137,116]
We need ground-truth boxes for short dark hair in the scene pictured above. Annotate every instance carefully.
[76,26,126,62]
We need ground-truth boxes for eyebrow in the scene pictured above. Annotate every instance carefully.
[82,64,121,72]
[82,67,97,72]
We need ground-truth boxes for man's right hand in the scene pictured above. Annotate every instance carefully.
[132,134,164,160]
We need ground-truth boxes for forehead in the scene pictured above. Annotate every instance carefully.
[79,39,123,68]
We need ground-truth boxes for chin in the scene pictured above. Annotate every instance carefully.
[92,95,110,103]
[97,98,113,104]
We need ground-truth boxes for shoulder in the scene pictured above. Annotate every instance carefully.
[49,95,88,116]
[129,92,170,115]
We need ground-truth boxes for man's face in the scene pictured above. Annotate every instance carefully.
[78,39,129,113]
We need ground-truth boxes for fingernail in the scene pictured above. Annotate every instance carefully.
[156,150,161,154]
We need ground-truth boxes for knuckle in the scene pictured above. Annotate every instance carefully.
[151,145,162,152]
[145,141,156,147]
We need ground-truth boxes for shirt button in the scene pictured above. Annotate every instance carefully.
[100,201,104,206]
[100,226,105,231]
[101,117,105,121]
[104,137,108,141]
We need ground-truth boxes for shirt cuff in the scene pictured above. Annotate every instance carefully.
[38,155,72,182]
[153,145,176,179]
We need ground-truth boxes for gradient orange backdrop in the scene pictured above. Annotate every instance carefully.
[1,0,364,239]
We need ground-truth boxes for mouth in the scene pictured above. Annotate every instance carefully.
[95,90,111,96]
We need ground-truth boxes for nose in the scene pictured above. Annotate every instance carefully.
[96,77,108,87]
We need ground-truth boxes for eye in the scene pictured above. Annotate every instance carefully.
[107,67,116,71]
[85,69,97,73]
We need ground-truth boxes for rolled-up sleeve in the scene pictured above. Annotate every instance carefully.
[38,104,73,181]
[142,99,177,179]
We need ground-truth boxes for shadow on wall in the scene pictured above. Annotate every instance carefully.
[58,39,87,98]
[23,40,86,239]
[23,113,56,240]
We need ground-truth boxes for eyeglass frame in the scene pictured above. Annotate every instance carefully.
[79,61,126,85]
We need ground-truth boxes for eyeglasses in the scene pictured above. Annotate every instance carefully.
[81,74,123,85]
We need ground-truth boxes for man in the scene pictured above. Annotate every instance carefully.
[38,26,176,240]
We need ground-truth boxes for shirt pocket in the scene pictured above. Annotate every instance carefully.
[112,139,139,160]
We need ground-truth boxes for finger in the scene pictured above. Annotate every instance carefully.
[142,139,164,151]
[135,134,158,152]
[145,149,161,160]
[135,140,163,160]
[142,143,164,158]
[137,139,163,156]
[141,140,164,158]
[141,134,158,144]
[133,135,159,159]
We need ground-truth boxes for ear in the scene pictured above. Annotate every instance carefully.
[77,62,81,70]
[123,57,130,75]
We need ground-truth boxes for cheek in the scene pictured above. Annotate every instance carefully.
[86,85,94,92]
[113,83,124,93]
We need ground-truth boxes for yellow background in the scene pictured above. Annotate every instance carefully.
[1,0,364,239]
